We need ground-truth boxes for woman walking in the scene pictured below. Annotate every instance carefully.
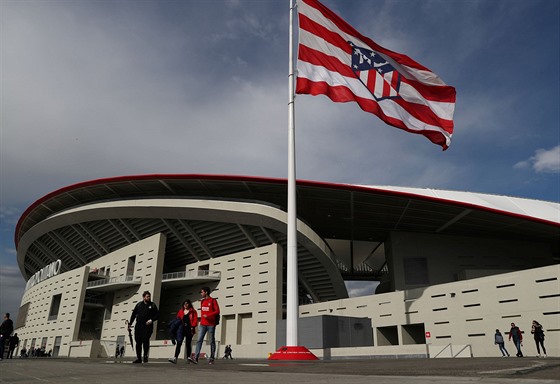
[531,320,547,358]
[168,299,198,364]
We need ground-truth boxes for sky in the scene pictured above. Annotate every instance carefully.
[1,0,559,321]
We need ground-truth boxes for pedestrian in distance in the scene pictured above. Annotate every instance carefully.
[115,344,120,358]
[0,313,14,361]
[223,345,233,359]
[128,291,159,364]
[8,333,19,359]
[508,322,523,357]
[194,286,220,365]
[531,320,547,358]
[168,299,198,364]
[494,329,509,357]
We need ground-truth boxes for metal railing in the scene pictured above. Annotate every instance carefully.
[430,343,473,358]
[86,275,141,288]
[162,270,221,281]
[84,297,104,306]
[337,259,388,278]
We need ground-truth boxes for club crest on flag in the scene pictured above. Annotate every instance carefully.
[349,41,401,101]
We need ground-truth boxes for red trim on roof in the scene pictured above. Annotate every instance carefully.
[15,174,560,247]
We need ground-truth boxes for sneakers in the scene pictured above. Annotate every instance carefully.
[168,357,177,364]
[143,356,148,363]
[132,358,142,364]
[187,357,197,364]
[208,358,215,365]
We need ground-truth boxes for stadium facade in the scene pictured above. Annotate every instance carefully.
[12,175,560,359]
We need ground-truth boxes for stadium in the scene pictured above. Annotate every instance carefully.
[12,174,560,359]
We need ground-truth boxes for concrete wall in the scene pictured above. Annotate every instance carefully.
[153,243,284,359]
[387,231,553,291]
[277,315,373,349]
[16,234,166,358]
[17,261,89,356]
[94,233,166,348]
[15,238,284,360]
[15,228,558,360]
[300,264,560,358]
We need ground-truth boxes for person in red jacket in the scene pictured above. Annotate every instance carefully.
[194,286,220,364]
[168,299,198,364]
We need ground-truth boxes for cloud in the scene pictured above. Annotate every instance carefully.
[514,146,560,173]
[0,265,26,322]
[345,281,380,298]
[0,206,23,226]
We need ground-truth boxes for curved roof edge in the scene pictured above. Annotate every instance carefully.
[355,184,560,226]
[16,173,560,246]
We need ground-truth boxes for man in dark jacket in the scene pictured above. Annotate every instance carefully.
[129,291,159,363]
[8,333,20,358]
[0,313,14,360]
[509,322,523,357]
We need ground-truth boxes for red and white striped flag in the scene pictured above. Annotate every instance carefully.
[296,0,456,150]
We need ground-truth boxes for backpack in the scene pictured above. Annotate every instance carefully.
[212,298,220,325]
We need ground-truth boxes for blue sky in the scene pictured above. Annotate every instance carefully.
[1,0,559,320]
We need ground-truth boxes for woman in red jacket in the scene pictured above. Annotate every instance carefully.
[168,299,198,364]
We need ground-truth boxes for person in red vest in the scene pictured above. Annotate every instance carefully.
[193,287,220,364]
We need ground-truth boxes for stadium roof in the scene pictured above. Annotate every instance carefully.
[15,174,560,301]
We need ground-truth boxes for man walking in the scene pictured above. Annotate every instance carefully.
[8,333,19,359]
[194,287,220,364]
[0,313,14,360]
[128,291,159,363]
[509,322,523,357]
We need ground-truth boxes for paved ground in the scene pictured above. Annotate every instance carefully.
[1,356,559,384]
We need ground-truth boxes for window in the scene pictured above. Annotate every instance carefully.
[48,294,62,321]
[16,302,30,328]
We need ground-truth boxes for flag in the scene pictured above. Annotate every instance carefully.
[296,0,456,150]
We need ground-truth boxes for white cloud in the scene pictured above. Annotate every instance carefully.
[345,281,379,298]
[515,146,560,173]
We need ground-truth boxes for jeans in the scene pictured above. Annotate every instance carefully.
[497,342,509,356]
[535,339,546,355]
[194,325,216,360]
[513,339,523,356]
[174,326,195,359]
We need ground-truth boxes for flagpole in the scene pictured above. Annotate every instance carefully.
[267,0,317,360]
[286,0,298,348]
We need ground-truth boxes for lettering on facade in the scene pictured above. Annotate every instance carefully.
[25,259,62,291]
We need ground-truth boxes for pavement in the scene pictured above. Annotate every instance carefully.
[1,356,559,384]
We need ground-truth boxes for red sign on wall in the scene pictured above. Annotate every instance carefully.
[425,331,431,338]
